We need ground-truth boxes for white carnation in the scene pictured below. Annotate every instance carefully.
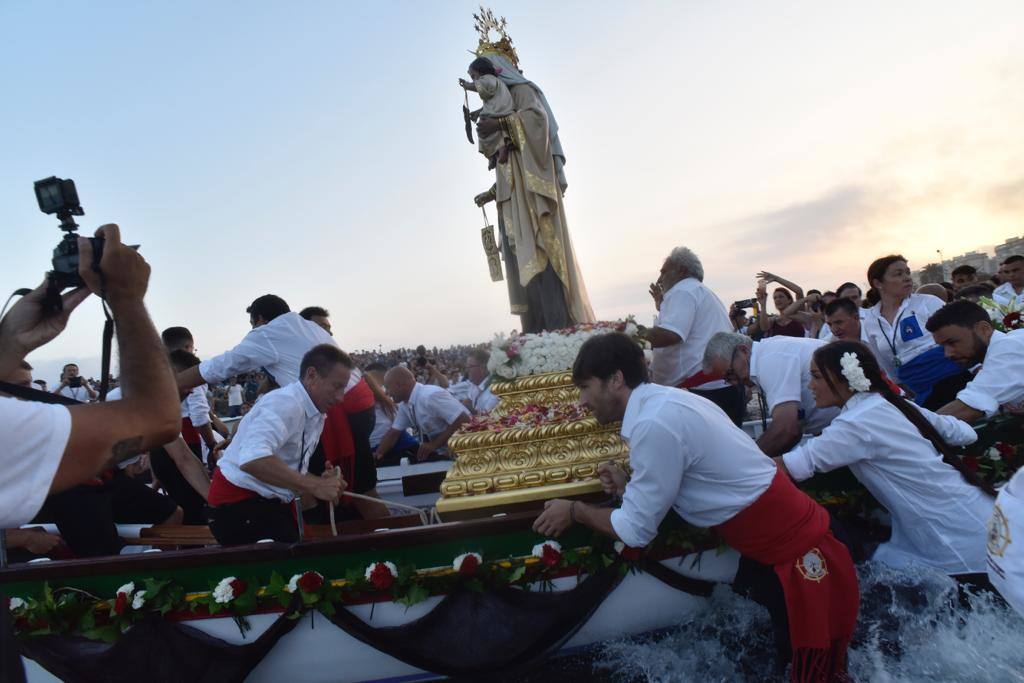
[213,576,237,604]
[285,574,300,593]
[116,582,135,597]
[131,590,146,610]
[9,597,25,611]
[532,540,562,558]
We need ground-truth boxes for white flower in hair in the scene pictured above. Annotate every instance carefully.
[839,352,872,393]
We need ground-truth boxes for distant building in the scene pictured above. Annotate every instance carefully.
[949,250,995,277]
[995,235,1024,262]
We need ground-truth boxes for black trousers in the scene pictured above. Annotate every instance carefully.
[39,471,179,558]
[207,497,298,546]
[150,446,207,525]
[691,384,748,427]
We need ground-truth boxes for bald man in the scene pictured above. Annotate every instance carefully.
[374,367,470,462]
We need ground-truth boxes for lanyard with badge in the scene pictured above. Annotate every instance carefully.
[877,311,906,368]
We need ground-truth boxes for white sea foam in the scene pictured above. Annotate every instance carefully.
[592,562,1024,682]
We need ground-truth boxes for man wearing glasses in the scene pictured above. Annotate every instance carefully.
[703,333,838,456]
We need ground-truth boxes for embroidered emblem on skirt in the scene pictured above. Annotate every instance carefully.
[988,504,1011,558]
[796,547,828,582]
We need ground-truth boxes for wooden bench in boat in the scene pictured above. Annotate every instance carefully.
[124,513,424,547]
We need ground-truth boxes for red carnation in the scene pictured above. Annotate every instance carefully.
[458,554,480,575]
[964,455,979,472]
[1004,312,1022,329]
[113,593,128,616]
[995,442,1016,460]
[541,543,562,567]
[229,578,248,597]
[620,546,644,561]
[297,571,324,593]
[369,563,395,590]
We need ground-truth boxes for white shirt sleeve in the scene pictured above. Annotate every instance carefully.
[391,404,412,432]
[0,397,72,527]
[758,352,804,414]
[186,386,211,427]
[656,289,696,342]
[230,404,293,467]
[912,404,978,446]
[957,342,1022,417]
[610,420,687,547]
[782,415,871,481]
[198,330,277,385]
[431,389,470,426]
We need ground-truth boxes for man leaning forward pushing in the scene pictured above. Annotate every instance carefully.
[533,333,859,681]
[207,345,351,545]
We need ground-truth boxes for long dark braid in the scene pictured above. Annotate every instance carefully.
[814,341,996,497]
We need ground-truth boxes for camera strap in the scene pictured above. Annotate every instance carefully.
[98,297,114,402]
[0,381,81,405]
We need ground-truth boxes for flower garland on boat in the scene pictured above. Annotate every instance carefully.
[5,535,652,643]
[978,296,1024,333]
[487,318,643,380]
[460,401,591,433]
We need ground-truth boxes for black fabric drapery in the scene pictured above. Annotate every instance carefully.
[16,569,624,681]
[327,568,622,677]
[18,613,299,683]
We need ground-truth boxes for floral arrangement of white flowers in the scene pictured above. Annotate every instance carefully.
[839,352,872,393]
[978,296,1023,333]
[487,318,643,380]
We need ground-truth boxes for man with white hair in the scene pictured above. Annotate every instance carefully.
[703,332,838,456]
[643,247,743,424]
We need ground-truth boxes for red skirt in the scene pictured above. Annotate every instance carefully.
[714,469,859,682]
[319,378,375,494]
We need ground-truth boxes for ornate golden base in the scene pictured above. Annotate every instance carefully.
[487,371,581,417]
[438,371,630,519]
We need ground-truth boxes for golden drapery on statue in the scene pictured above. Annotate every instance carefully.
[470,8,595,331]
[493,83,595,328]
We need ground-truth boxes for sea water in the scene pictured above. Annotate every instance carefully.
[583,562,1024,682]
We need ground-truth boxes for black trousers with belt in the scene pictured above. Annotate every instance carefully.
[207,497,298,546]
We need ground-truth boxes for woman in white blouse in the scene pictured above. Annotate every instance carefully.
[862,255,968,408]
[779,340,995,578]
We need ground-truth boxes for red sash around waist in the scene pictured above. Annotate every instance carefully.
[678,370,724,389]
[181,416,200,446]
[207,467,259,506]
[714,469,859,678]
[341,378,375,413]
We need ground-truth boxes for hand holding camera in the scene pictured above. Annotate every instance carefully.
[78,224,151,307]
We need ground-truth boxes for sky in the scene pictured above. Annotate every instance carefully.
[1,1,1023,384]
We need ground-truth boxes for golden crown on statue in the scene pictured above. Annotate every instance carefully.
[473,6,520,70]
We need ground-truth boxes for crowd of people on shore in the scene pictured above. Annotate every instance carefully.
[1,222,1022,680]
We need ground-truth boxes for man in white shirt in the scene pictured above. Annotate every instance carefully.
[451,349,499,415]
[374,367,470,462]
[643,247,744,424]
[177,295,337,393]
[703,333,839,456]
[821,298,868,343]
[992,255,1024,306]
[227,378,244,417]
[54,363,97,402]
[206,344,350,545]
[927,300,1024,422]
[0,223,180,529]
[533,333,859,678]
